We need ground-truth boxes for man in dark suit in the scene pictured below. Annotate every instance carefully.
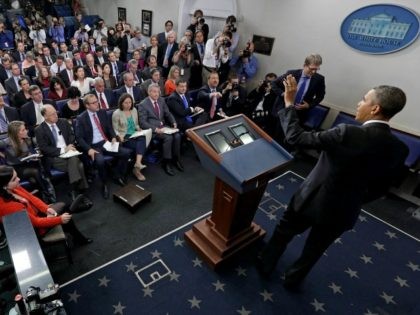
[91,77,115,109]
[94,46,108,66]
[139,83,182,176]
[75,93,131,199]
[156,20,173,45]
[189,30,205,89]
[257,75,409,290]
[157,31,178,78]
[41,46,56,67]
[58,58,74,88]
[272,54,326,125]
[20,85,55,137]
[197,72,225,122]
[119,59,143,86]
[166,79,204,132]
[219,73,247,116]
[0,57,12,85]
[0,96,19,136]
[12,42,27,63]
[108,51,124,81]
[24,56,44,80]
[35,105,92,204]
[116,72,144,105]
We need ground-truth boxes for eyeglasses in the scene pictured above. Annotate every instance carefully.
[307,65,320,72]
[88,100,99,105]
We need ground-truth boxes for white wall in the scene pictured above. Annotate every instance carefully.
[85,0,420,134]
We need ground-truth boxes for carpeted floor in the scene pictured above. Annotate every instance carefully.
[59,171,420,315]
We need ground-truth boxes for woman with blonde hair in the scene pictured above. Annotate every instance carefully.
[164,65,180,96]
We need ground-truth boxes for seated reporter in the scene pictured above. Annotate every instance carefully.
[139,83,183,176]
[61,86,85,122]
[0,165,92,244]
[35,105,92,204]
[0,121,56,203]
[112,93,147,181]
[75,93,131,199]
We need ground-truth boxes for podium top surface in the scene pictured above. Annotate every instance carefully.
[3,210,54,296]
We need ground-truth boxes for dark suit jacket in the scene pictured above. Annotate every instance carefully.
[12,51,26,63]
[94,54,108,65]
[91,89,116,109]
[197,85,222,114]
[84,64,101,78]
[166,92,194,129]
[4,75,30,97]
[75,109,117,152]
[279,107,408,231]
[156,32,166,45]
[272,69,325,116]
[41,54,56,66]
[157,42,178,76]
[116,85,144,105]
[0,65,10,85]
[139,97,176,130]
[34,118,75,170]
[3,106,20,122]
[23,65,38,80]
[58,68,74,87]
[110,60,125,77]
[20,99,56,136]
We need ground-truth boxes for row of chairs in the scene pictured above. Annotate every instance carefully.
[303,104,420,169]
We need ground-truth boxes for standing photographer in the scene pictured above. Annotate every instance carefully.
[48,17,65,44]
[223,15,239,52]
[172,40,193,83]
[93,19,108,46]
[220,73,247,116]
[202,31,233,84]
[187,9,209,43]
[230,40,258,83]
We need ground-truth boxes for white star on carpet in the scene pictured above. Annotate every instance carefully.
[360,254,373,264]
[344,267,359,278]
[98,276,111,287]
[151,249,162,258]
[310,298,326,312]
[173,236,184,247]
[328,282,343,294]
[236,306,252,315]
[379,291,396,305]
[334,238,342,244]
[236,266,247,276]
[125,262,137,272]
[394,276,409,287]
[188,296,201,309]
[264,191,271,197]
[364,309,379,315]
[112,302,126,314]
[406,261,419,271]
[212,280,226,292]
[192,257,203,267]
[276,184,284,190]
[372,241,386,251]
[385,230,397,239]
[169,271,181,282]
[260,289,273,302]
[350,228,357,233]
[68,290,80,303]
[267,212,277,221]
[289,177,297,183]
[143,286,154,297]
[359,215,367,222]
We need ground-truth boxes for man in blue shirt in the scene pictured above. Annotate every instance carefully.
[0,23,15,50]
[229,41,258,83]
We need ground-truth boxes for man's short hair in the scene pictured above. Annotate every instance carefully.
[165,20,173,27]
[28,85,41,94]
[150,68,160,76]
[304,54,322,66]
[372,86,406,119]
[56,55,64,61]
[207,71,218,81]
[94,77,104,85]
[265,73,277,80]
[83,93,96,106]
[175,78,187,86]
[148,83,160,94]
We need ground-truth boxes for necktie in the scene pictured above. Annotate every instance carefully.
[153,101,160,118]
[51,124,58,145]
[199,44,204,56]
[15,77,21,91]
[93,113,108,141]
[295,76,309,104]
[20,52,25,62]
[210,89,217,119]
[99,93,107,109]
[113,62,119,75]
[57,65,61,73]
[91,66,96,76]
[0,110,8,132]
[48,56,52,65]
[181,95,192,123]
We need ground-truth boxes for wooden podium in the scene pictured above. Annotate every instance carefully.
[185,115,292,269]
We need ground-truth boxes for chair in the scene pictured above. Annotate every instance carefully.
[331,112,361,128]
[303,104,329,131]
[42,88,49,99]
[40,225,73,264]
[391,129,420,168]
[56,99,69,117]
[3,95,9,106]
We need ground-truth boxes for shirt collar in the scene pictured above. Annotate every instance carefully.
[363,119,389,126]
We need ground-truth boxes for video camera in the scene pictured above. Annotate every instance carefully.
[242,41,252,58]
[226,23,237,33]
[185,43,192,51]
[197,17,205,25]
[222,38,232,48]
[14,284,65,315]
[231,82,240,92]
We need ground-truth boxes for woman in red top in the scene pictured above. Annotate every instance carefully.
[47,77,68,100]
[0,165,91,243]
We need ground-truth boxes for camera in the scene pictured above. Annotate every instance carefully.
[222,38,232,48]
[226,23,237,33]
[186,43,192,51]
[231,82,239,91]
[242,48,251,58]
[23,285,62,315]
[198,17,205,25]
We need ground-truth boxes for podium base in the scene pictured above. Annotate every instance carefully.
[184,216,266,269]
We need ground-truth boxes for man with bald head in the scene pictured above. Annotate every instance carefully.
[35,105,92,203]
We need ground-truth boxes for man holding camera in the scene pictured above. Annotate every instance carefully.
[230,41,258,83]
[202,31,233,84]
[220,73,247,116]
[48,17,65,44]
[93,19,108,46]
[187,9,209,43]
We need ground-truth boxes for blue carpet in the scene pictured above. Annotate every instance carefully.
[61,171,420,315]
